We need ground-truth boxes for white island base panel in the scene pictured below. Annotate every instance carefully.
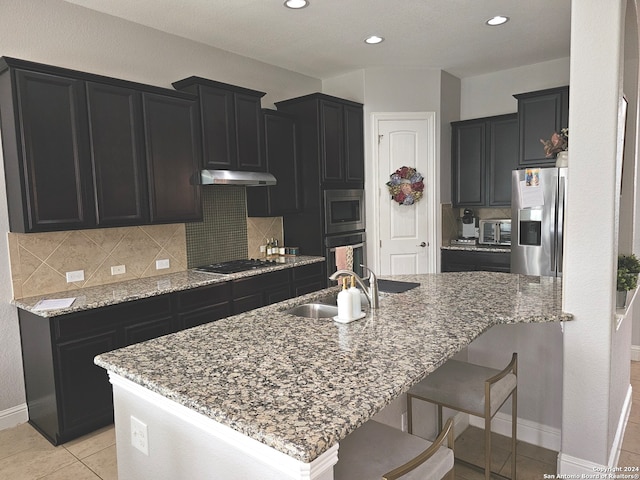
[109,373,338,480]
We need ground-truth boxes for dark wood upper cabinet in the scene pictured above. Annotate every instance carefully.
[451,113,517,207]
[0,67,94,232]
[0,57,202,232]
[276,93,364,190]
[489,116,519,205]
[344,104,365,184]
[452,120,485,206]
[86,82,148,226]
[514,86,569,167]
[247,109,300,216]
[142,93,202,223]
[172,77,266,171]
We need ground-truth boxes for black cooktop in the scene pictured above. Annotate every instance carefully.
[195,259,278,274]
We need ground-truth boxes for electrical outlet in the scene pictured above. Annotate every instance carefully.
[65,270,84,283]
[130,416,148,455]
[111,265,126,275]
[156,259,170,270]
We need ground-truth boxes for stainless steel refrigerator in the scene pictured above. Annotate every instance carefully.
[511,167,568,276]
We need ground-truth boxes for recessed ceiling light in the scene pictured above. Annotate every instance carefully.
[365,35,384,45]
[486,15,509,26]
[284,0,309,9]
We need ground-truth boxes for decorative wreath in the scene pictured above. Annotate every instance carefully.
[386,166,424,205]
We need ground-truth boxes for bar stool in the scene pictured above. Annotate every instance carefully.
[406,353,518,480]
[334,417,455,480]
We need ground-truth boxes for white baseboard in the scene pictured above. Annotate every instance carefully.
[468,412,561,451]
[609,384,633,467]
[631,345,640,361]
[557,384,632,474]
[0,403,28,431]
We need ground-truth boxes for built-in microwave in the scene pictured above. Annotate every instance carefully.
[323,189,365,235]
[479,219,511,246]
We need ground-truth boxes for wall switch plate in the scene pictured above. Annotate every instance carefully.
[65,270,84,283]
[111,265,126,275]
[156,259,170,270]
[401,412,408,432]
[130,416,149,455]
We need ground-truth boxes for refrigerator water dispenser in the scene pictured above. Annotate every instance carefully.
[518,209,542,246]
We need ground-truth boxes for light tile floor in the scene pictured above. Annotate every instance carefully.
[1,362,640,479]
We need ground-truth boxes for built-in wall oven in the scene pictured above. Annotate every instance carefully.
[325,232,366,280]
[323,189,365,235]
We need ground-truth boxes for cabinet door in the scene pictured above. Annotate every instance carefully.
[200,86,236,170]
[452,121,485,206]
[86,82,148,225]
[14,69,93,231]
[235,93,264,171]
[320,100,345,183]
[516,87,569,167]
[56,330,118,434]
[344,104,365,185]
[265,283,292,305]
[488,115,518,206]
[143,93,202,223]
[247,111,300,216]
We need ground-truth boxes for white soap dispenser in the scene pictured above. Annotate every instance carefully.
[348,275,361,318]
[337,277,353,322]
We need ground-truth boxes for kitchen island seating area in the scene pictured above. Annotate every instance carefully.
[334,417,455,480]
[407,353,518,480]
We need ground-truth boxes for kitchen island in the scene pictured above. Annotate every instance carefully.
[95,271,571,480]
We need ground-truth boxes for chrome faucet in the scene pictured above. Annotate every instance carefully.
[329,265,379,309]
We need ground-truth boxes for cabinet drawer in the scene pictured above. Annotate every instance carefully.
[177,302,231,330]
[55,295,172,341]
[292,262,324,281]
[232,270,290,298]
[441,249,511,273]
[175,282,231,312]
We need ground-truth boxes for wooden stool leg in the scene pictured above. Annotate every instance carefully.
[485,415,491,480]
[407,394,413,434]
[511,387,517,479]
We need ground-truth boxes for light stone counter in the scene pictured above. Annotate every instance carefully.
[95,271,571,470]
[13,256,324,317]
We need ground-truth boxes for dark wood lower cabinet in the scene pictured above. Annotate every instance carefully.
[441,249,511,273]
[232,269,292,314]
[18,263,325,445]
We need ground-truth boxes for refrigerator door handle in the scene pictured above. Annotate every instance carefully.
[550,176,558,273]
[557,175,566,275]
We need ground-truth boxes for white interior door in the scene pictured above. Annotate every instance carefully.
[374,113,438,276]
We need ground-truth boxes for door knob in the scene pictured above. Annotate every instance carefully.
[418,242,427,247]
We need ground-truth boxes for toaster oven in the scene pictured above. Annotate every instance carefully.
[479,219,511,246]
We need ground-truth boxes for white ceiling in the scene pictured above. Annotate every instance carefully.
[62,0,571,80]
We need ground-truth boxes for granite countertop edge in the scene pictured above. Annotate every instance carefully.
[13,256,325,317]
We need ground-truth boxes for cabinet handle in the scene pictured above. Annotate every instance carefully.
[418,242,427,247]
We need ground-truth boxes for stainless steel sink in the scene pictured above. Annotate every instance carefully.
[283,303,339,319]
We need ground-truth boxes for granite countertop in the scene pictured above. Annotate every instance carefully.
[13,256,324,317]
[95,271,571,463]
[442,244,511,253]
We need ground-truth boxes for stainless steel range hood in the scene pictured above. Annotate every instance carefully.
[200,170,276,186]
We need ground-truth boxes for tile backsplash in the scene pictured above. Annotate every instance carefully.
[8,224,187,299]
[186,186,249,267]
[7,186,285,299]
